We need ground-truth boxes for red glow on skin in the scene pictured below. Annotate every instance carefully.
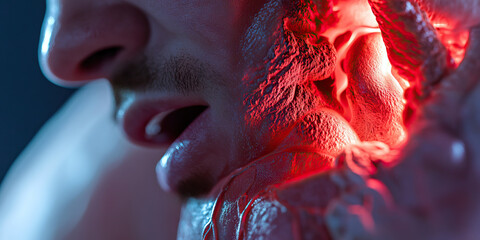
[285,0,338,38]
[434,25,469,66]
[197,1,400,238]
[366,179,394,208]
[182,0,473,239]
[348,205,375,232]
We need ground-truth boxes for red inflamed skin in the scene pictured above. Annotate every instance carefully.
[39,0,480,239]
[178,0,480,239]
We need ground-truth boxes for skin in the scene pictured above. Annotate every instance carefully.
[42,0,277,197]
[4,0,475,239]
[41,0,361,197]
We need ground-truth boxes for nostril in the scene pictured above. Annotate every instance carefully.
[42,3,151,83]
[79,46,124,72]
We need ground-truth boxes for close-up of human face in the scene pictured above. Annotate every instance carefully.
[36,0,480,238]
[40,0,278,196]
[40,0,374,197]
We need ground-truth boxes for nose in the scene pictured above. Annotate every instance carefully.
[39,1,150,86]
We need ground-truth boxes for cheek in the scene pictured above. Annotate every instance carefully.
[242,29,337,155]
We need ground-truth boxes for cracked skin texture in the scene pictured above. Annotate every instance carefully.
[179,0,480,239]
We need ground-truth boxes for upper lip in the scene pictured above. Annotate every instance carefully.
[116,93,209,147]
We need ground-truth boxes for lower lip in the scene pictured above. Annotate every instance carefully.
[155,107,215,192]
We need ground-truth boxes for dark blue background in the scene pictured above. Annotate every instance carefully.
[0,1,75,182]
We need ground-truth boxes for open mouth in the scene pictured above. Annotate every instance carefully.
[144,105,209,144]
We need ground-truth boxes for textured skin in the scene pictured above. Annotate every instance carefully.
[179,0,480,239]
[243,7,338,154]
[319,1,480,239]
[368,0,454,127]
[178,151,336,239]
[345,33,405,146]
[415,0,480,30]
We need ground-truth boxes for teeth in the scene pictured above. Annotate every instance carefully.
[145,110,174,138]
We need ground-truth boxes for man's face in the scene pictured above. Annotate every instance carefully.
[40,0,365,196]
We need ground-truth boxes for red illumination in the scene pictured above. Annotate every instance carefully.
[180,0,475,239]
[434,25,469,66]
